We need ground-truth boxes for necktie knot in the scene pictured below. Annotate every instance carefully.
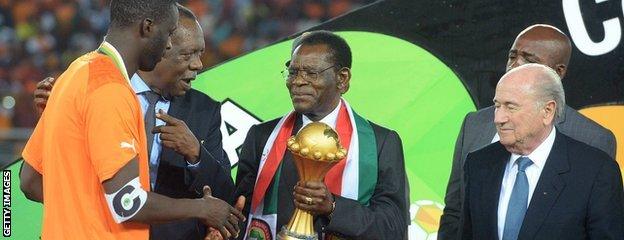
[144,91,161,106]
[516,157,533,172]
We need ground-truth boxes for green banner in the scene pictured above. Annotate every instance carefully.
[9,31,474,239]
[195,31,475,238]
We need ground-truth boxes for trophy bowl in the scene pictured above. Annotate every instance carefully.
[277,122,347,240]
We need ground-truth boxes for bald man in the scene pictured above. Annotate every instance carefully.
[438,24,617,239]
[460,63,623,240]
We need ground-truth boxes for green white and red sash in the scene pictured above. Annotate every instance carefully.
[244,99,378,240]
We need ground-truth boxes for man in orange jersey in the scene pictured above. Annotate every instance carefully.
[28,5,240,240]
[19,0,243,239]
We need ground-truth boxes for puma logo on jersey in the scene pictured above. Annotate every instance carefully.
[120,139,136,153]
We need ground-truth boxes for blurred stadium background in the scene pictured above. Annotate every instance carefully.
[0,0,374,166]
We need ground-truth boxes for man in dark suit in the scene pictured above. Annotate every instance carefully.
[29,5,235,240]
[460,63,624,239]
[234,31,408,239]
[439,24,617,239]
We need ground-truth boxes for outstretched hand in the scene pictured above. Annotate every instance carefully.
[198,186,245,239]
[205,195,246,240]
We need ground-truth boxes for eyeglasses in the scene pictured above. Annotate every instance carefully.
[281,65,336,82]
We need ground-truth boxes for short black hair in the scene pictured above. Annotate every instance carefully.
[110,0,178,28]
[294,30,352,69]
[176,3,198,21]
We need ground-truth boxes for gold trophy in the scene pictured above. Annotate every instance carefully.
[277,122,347,240]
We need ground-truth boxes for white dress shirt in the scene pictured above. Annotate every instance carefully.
[496,127,556,239]
[131,74,199,189]
[301,101,341,129]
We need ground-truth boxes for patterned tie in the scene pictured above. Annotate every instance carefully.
[502,156,533,240]
[143,91,160,188]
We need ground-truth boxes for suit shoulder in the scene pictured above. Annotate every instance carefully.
[251,117,282,136]
[562,133,613,163]
[560,133,621,184]
[369,121,392,134]
[460,106,495,135]
[560,106,614,137]
[472,142,502,154]
[467,141,505,162]
[368,120,400,140]
[466,106,494,122]
[186,89,220,108]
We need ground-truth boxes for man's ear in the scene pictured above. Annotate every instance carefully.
[139,18,155,38]
[337,67,351,94]
[543,100,556,125]
[555,64,567,79]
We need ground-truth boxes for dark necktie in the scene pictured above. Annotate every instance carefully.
[143,91,160,187]
[502,156,534,240]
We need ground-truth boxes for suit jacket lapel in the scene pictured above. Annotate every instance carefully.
[519,131,569,239]
[478,143,509,237]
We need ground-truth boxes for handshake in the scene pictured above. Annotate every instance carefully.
[197,186,246,240]
[34,77,247,238]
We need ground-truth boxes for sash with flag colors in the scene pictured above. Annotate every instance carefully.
[244,99,378,240]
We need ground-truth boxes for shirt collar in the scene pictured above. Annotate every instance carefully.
[130,73,170,103]
[130,73,150,94]
[98,40,130,82]
[301,101,342,128]
[509,126,556,170]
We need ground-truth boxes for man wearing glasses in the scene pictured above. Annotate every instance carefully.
[234,30,409,240]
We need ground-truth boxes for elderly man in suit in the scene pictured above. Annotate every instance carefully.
[460,63,624,239]
[234,30,408,240]
[25,5,236,240]
[438,24,617,239]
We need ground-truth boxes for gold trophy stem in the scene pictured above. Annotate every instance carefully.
[279,122,346,240]
[277,208,316,240]
[277,156,338,240]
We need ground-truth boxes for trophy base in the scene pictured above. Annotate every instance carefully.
[276,226,318,240]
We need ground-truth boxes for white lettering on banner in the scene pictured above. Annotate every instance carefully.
[220,99,261,167]
[562,0,622,56]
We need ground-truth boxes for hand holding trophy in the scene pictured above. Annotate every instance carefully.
[277,122,347,240]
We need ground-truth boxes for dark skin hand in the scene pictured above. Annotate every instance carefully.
[205,196,246,240]
[103,158,245,238]
[293,181,335,216]
[153,109,201,163]
[34,78,202,164]
[34,77,56,115]
[31,78,240,237]
[200,186,243,239]
[33,77,244,234]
